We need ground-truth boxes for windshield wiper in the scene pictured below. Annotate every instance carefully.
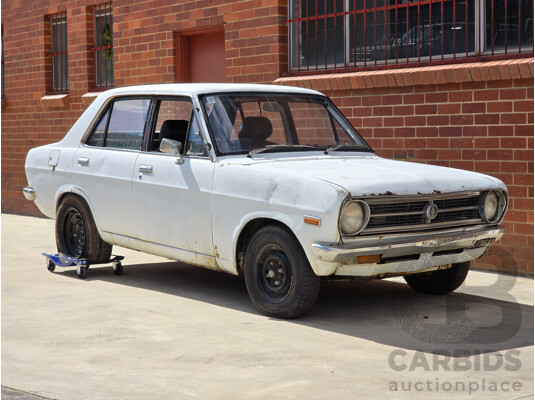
[247,144,318,157]
[324,144,374,154]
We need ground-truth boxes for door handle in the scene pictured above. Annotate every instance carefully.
[78,157,89,166]
[139,165,153,173]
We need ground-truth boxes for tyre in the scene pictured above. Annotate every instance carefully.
[244,225,321,319]
[56,195,112,263]
[403,262,470,295]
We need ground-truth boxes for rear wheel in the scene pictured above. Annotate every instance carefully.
[403,262,470,295]
[244,225,320,319]
[56,195,112,263]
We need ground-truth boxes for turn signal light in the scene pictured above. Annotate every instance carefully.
[357,255,381,264]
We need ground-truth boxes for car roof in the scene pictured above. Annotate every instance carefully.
[99,83,323,98]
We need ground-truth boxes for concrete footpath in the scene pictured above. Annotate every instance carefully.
[2,213,533,400]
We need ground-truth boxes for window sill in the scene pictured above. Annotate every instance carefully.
[274,58,534,91]
[82,92,101,106]
[40,93,69,108]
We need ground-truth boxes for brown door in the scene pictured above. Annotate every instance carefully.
[176,29,225,83]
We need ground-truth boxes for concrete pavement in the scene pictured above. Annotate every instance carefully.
[2,213,533,399]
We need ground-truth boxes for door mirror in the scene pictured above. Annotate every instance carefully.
[160,138,184,165]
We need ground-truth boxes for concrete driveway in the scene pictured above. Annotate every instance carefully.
[2,214,533,400]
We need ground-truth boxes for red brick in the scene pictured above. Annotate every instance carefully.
[500,88,527,100]
[393,105,414,116]
[514,100,534,112]
[449,91,473,102]
[462,102,486,113]
[438,103,461,114]
[500,137,527,148]
[487,101,513,113]
[501,113,527,124]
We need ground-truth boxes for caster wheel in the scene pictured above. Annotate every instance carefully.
[113,262,123,275]
[46,258,56,273]
[77,266,88,279]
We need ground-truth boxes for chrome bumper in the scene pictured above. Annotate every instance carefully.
[22,186,36,201]
[312,225,505,263]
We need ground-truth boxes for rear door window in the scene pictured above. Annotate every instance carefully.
[86,97,151,150]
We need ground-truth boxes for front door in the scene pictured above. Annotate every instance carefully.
[132,97,214,256]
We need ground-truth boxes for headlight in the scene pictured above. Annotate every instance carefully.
[340,200,370,236]
[480,190,506,223]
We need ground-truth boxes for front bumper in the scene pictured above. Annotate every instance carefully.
[22,186,36,201]
[311,225,505,277]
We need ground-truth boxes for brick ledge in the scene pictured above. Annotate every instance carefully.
[40,93,69,108]
[274,58,534,91]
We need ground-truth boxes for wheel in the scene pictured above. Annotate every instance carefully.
[46,258,56,272]
[403,262,470,295]
[244,225,321,319]
[56,195,112,263]
[77,266,88,279]
[113,261,123,275]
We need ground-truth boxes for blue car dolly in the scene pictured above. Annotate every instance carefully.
[42,253,125,279]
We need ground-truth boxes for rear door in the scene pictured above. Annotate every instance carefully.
[73,97,151,237]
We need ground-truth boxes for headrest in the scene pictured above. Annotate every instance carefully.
[238,116,273,146]
[160,119,189,145]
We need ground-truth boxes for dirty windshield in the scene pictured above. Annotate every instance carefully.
[200,93,372,155]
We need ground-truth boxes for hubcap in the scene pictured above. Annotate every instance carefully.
[63,208,86,258]
[256,245,292,303]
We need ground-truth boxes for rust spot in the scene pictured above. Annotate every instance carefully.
[370,191,396,196]
[214,245,220,259]
[433,190,442,194]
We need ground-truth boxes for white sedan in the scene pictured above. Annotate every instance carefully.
[23,84,507,318]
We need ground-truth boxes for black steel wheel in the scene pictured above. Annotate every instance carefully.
[63,207,86,258]
[56,195,112,263]
[404,262,470,295]
[244,225,320,319]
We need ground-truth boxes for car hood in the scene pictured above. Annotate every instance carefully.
[221,154,506,196]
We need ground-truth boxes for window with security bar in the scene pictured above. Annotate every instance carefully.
[50,13,68,92]
[288,0,534,74]
[93,4,114,89]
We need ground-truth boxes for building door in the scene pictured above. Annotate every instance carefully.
[176,28,225,83]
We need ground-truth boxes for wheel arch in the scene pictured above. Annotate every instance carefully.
[55,187,106,240]
[234,217,303,274]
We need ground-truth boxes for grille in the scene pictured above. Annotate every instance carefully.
[361,193,482,235]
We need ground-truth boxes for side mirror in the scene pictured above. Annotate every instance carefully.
[160,138,184,165]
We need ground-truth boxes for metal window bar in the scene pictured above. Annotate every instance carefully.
[50,13,68,93]
[287,0,534,75]
[92,3,114,89]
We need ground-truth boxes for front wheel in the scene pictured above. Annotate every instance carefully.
[244,226,320,319]
[56,195,112,263]
[403,262,470,295]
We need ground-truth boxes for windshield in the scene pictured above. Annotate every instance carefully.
[200,93,372,155]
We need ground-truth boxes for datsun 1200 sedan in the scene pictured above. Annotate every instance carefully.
[23,84,507,318]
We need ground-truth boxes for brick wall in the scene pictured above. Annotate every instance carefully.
[1,0,287,215]
[277,60,534,276]
[2,1,533,275]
